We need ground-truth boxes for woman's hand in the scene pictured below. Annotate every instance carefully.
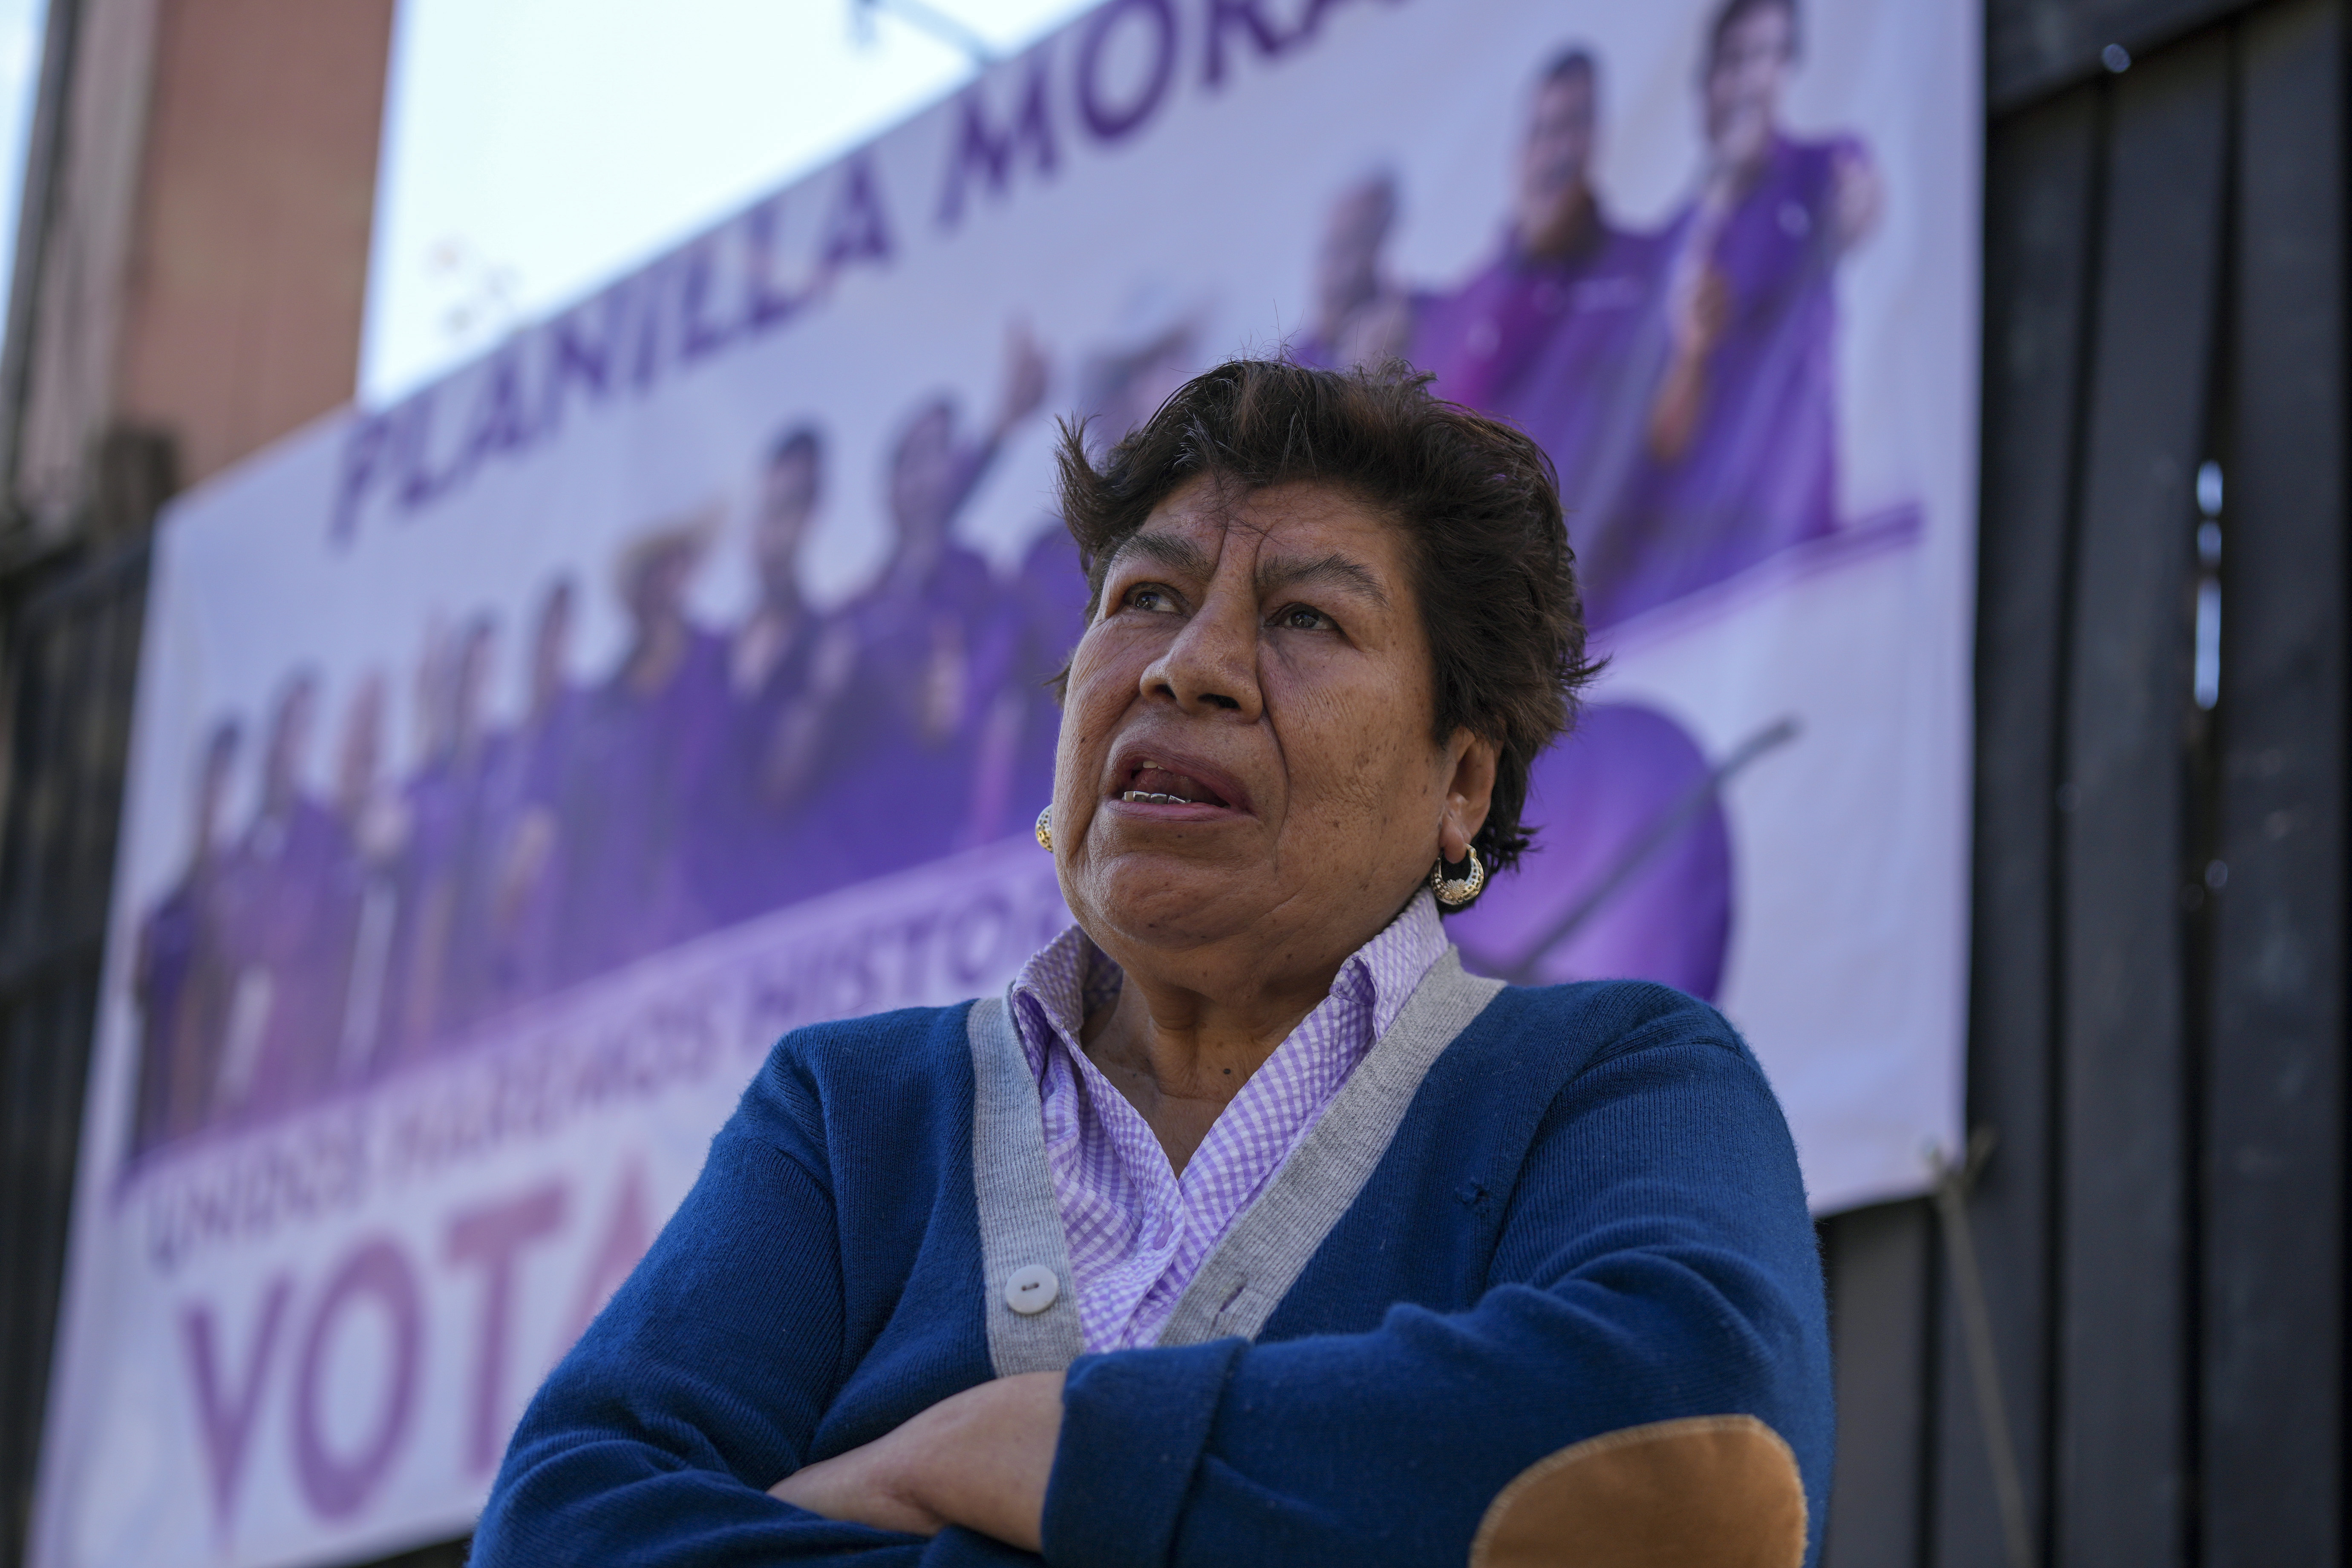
[769,1372,1065,1551]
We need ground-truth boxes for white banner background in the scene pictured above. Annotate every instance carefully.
[35,2,1979,1563]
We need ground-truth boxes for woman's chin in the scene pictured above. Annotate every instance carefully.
[1072,856,1276,950]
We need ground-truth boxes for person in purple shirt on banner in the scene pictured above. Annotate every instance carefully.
[213,673,347,1125]
[476,577,588,1011]
[320,672,407,1083]
[437,617,511,1031]
[1585,0,1882,627]
[1410,46,1666,549]
[129,719,241,1156]
[823,326,1049,876]
[1294,171,1416,372]
[693,426,861,925]
[380,616,506,1061]
[562,516,731,977]
[369,626,453,1063]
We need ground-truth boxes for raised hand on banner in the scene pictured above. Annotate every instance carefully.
[1649,258,1732,462]
[1668,262,1732,363]
[991,319,1050,444]
[1830,144,1884,255]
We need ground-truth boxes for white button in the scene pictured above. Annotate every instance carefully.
[1004,1265,1060,1316]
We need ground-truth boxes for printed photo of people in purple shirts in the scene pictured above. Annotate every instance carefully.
[123,0,1864,1156]
[1316,0,1879,630]
[1296,0,1874,1000]
[1592,0,1881,627]
[125,322,1094,1160]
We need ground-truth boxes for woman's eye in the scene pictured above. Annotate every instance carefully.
[1275,604,1335,632]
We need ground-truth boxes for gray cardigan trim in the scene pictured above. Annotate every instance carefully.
[966,994,1087,1375]
[965,951,1504,1369]
[1155,949,1505,1348]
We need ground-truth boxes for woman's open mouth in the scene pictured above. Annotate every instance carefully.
[1123,764,1229,807]
[1114,758,1242,812]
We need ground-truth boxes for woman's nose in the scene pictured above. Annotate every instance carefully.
[1142,594,1262,719]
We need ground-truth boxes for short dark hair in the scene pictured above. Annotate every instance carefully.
[1052,357,1597,887]
[1708,0,1799,68]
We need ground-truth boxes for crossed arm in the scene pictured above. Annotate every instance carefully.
[767,1372,1064,1552]
[473,1016,1828,1567]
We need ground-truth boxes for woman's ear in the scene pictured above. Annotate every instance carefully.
[1440,732,1500,862]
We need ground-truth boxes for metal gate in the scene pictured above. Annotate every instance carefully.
[0,538,149,1568]
[1820,1,2346,1563]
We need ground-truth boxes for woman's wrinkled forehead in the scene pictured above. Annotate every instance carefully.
[1104,479,1407,608]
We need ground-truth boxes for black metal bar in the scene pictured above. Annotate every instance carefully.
[2199,1,2347,1561]
[1934,76,2106,1568]
[2054,29,2230,1566]
[0,537,153,1568]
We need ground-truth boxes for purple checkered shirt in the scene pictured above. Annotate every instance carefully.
[1007,888,1450,1352]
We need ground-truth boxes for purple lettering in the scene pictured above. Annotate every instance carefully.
[393,389,447,511]
[1204,0,1291,86]
[540,297,618,433]
[447,1183,568,1474]
[628,268,670,393]
[744,196,808,332]
[1077,0,1179,144]
[330,414,392,545]
[180,1277,293,1532]
[948,893,1014,986]
[678,236,738,363]
[292,1238,422,1520]
[898,908,946,995]
[458,346,534,477]
[938,52,1059,228]
[563,1162,653,1348]
[819,155,896,272]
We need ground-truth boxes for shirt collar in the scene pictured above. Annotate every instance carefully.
[1008,887,1450,1071]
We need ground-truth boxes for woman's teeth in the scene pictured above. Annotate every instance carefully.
[1125,763,1226,806]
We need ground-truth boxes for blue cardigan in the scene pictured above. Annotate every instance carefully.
[474,958,1833,1566]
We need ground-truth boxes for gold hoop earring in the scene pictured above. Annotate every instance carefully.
[1430,847,1486,908]
[1035,806,1054,853]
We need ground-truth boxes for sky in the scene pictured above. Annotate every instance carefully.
[361,0,1104,404]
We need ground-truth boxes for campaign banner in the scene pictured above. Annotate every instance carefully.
[34,1,1979,1563]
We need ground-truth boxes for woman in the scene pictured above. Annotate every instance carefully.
[475,360,1832,1567]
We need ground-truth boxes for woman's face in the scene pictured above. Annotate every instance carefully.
[1053,476,1488,969]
